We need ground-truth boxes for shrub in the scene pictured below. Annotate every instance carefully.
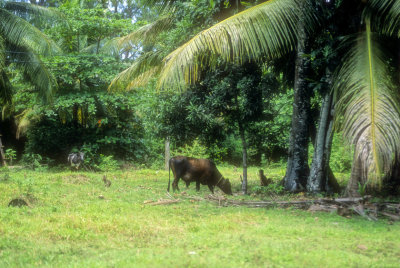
[96,154,119,172]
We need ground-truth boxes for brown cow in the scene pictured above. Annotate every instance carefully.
[168,156,232,195]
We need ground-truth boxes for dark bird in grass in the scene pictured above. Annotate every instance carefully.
[103,175,111,187]
[8,198,28,207]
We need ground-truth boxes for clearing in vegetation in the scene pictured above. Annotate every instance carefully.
[0,166,399,267]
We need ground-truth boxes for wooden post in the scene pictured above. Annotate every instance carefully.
[0,134,7,167]
[165,137,170,171]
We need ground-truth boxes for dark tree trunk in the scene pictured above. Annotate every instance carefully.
[307,90,340,194]
[382,156,400,195]
[239,122,248,195]
[284,11,311,192]
[114,1,118,13]
[0,133,7,166]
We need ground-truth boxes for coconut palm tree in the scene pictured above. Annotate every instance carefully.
[0,1,60,104]
[119,0,400,195]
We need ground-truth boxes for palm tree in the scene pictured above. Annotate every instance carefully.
[121,0,400,195]
[0,1,60,104]
[111,0,312,194]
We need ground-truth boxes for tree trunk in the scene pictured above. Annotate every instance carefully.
[239,122,248,195]
[382,156,400,195]
[0,133,7,166]
[307,89,339,193]
[165,137,170,171]
[284,11,311,192]
[101,0,108,9]
[96,38,101,54]
[114,1,118,13]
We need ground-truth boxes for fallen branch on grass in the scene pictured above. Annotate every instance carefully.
[206,195,370,207]
[205,195,400,221]
[144,199,180,206]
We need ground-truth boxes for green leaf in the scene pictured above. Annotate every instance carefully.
[156,0,315,89]
[334,20,400,185]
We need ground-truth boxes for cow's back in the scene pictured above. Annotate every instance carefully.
[170,156,218,183]
[185,157,221,185]
[169,156,231,194]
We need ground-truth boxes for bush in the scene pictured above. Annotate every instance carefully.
[96,154,119,172]
[21,153,52,171]
[252,183,285,196]
[172,139,209,159]
[23,92,146,165]
[329,133,353,173]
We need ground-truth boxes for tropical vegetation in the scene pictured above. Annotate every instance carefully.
[115,0,400,195]
[1,1,400,266]
[1,0,400,196]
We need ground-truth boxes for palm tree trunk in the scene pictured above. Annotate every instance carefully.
[239,121,248,194]
[284,11,311,192]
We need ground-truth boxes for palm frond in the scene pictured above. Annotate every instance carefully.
[0,36,12,104]
[11,48,57,103]
[0,8,61,56]
[334,21,400,185]
[108,51,164,91]
[367,0,400,37]
[157,0,311,89]
[4,2,64,23]
[0,70,12,104]
[0,35,5,70]
[118,16,173,52]
[137,0,176,10]
[99,38,121,56]
[15,107,40,139]
[125,66,161,90]
[80,42,101,54]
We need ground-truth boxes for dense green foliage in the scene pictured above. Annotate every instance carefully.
[1,0,300,169]
[158,62,292,164]
[0,0,363,177]
[1,1,399,266]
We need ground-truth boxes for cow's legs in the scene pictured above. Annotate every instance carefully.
[208,184,214,194]
[196,181,200,191]
[172,176,180,192]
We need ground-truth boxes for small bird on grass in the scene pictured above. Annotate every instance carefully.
[102,175,111,187]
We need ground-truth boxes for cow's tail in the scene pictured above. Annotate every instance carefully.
[167,158,171,192]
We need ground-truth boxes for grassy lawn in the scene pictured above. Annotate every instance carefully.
[0,166,399,267]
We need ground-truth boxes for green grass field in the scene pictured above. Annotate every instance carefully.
[0,166,399,267]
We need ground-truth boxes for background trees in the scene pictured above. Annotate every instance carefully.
[128,0,400,195]
[2,0,397,197]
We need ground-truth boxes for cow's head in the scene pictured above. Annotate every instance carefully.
[219,178,232,195]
